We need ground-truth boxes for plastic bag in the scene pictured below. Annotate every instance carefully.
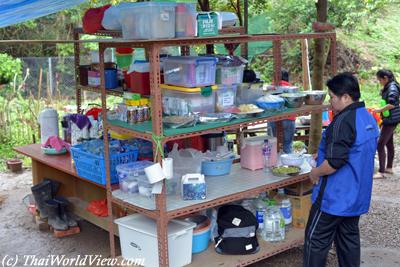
[167,144,202,178]
[87,199,108,217]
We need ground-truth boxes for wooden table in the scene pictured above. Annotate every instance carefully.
[15,144,119,233]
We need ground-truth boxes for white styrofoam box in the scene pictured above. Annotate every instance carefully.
[120,2,176,40]
[115,214,196,267]
[91,49,113,64]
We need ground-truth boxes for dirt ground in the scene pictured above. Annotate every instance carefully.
[0,162,399,267]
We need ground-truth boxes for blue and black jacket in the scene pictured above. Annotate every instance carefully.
[312,101,379,216]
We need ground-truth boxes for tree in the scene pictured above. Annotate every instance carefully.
[308,0,328,154]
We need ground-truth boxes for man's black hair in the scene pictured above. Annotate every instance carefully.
[281,69,289,82]
[326,72,360,101]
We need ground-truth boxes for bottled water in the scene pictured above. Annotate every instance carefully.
[275,188,292,226]
[262,139,271,173]
[262,201,285,242]
[253,194,267,235]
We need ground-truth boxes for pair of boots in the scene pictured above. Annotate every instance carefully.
[31,179,77,231]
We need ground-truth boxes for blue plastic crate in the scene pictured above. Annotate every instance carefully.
[70,143,139,185]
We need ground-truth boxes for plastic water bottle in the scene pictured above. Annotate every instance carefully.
[262,200,285,242]
[254,194,267,235]
[275,188,292,226]
[262,139,271,173]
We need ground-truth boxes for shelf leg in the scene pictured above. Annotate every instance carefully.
[74,29,82,113]
[99,43,116,258]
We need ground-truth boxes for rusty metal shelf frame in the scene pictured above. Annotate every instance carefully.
[78,85,125,97]
[166,173,310,220]
[78,27,337,266]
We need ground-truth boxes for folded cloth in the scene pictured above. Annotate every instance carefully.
[43,136,71,152]
[68,114,92,130]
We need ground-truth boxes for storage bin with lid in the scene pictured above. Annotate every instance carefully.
[120,2,176,40]
[216,84,237,112]
[115,214,196,267]
[216,64,244,85]
[163,56,217,87]
[161,84,218,115]
[240,135,277,171]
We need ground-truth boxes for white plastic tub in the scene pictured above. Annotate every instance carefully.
[163,56,217,87]
[120,2,176,40]
[115,214,196,267]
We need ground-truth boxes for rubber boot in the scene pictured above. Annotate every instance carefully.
[54,196,78,227]
[45,199,68,231]
[43,178,60,197]
[31,180,52,218]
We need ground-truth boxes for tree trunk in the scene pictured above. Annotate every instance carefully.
[308,0,328,154]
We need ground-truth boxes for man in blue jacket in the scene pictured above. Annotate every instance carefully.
[303,73,379,267]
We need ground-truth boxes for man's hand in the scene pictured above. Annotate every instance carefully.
[309,167,320,184]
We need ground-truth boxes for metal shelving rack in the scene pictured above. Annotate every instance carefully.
[73,27,336,266]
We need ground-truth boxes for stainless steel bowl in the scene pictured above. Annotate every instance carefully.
[305,91,327,105]
[281,93,306,108]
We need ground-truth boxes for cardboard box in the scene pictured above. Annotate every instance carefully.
[288,193,312,228]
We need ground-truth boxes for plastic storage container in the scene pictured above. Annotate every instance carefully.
[240,135,277,171]
[115,214,196,267]
[116,161,154,192]
[236,83,265,105]
[175,2,197,37]
[216,84,237,112]
[126,62,150,95]
[216,65,244,85]
[161,84,218,115]
[87,68,118,89]
[163,56,217,87]
[192,218,211,253]
[120,2,176,40]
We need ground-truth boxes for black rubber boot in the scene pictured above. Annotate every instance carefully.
[45,199,68,231]
[43,178,60,197]
[54,196,78,227]
[31,180,52,218]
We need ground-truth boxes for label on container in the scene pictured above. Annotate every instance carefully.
[280,206,292,224]
[160,12,170,21]
[221,91,234,107]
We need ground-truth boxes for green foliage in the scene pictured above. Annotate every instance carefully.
[0,54,22,85]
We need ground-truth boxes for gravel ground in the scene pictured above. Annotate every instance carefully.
[1,160,399,267]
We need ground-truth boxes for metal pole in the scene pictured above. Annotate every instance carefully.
[48,57,53,97]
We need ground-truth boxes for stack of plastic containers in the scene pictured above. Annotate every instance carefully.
[116,161,154,197]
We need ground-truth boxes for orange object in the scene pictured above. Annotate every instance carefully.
[367,108,382,126]
[53,226,81,238]
[87,199,108,217]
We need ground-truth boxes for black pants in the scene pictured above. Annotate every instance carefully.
[377,123,397,173]
[303,204,360,267]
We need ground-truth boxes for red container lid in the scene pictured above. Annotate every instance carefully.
[116,47,134,54]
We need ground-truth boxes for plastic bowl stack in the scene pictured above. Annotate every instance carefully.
[280,153,304,167]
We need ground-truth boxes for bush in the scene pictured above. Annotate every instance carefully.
[0,53,22,85]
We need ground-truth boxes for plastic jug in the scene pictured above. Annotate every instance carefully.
[38,107,59,145]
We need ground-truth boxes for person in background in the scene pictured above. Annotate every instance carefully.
[304,73,379,267]
[268,69,296,154]
[372,69,400,179]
